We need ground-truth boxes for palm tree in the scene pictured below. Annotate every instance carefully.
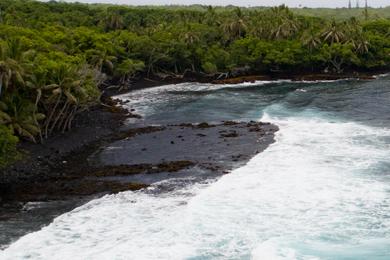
[181,28,201,71]
[204,5,217,26]
[344,18,370,54]
[42,64,86,137]
[114,59,145,88]
[2,94,41,142]
[183,31,200,46]
[321,20,346,44]
[87,48,116,75]
[0,40,25,96]
[221,8,247,41]
[0,38,47,142]
[350,33,370,54]
[301,29,321,52]
[249,6,299,40]
[271,18,299,40]
[146,49,169,77]
[25,72,59,141]
[104,11,124,31]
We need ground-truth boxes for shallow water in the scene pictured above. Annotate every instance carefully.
[2,76,390,259]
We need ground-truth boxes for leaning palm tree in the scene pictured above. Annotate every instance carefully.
[25,72,58,141]
[42,64,87,137]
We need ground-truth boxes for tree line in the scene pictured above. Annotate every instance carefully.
[0,0,389,166]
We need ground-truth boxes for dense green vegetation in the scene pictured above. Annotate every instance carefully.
[0,0,389,166]
[0,125,19,167]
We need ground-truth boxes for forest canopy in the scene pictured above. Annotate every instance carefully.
[0,0,389,166]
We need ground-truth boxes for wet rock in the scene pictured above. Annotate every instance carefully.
[196,122,215,129]
[173,122,215,129]
[116,126,166,139]
[177,123,193,128]
[220,131,239,138]
[103,97,142,119]
[223,121,240,126]
[212,75,271,84]
[3,180,149,202]
[182,70,216,82]
[90,161,195,177]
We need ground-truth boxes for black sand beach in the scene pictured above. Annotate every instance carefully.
[0,87,278,248]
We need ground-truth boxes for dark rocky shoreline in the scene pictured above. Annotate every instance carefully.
[143,69,387,86]
[0,78,279,248]
[0,117,277,247]
[2,121,277,201]
[3,70,377,189]
[1,122,278,199]
[0,71,383,248]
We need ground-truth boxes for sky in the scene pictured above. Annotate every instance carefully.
[53,0,390,8]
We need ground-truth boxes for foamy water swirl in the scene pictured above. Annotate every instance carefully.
[2,110,390,259]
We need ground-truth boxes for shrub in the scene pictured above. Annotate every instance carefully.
[202,61,218,74]
[0,125,19,167]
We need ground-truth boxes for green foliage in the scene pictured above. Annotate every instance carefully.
[0,124,19,167]
[0,0,388,157]
[320,43,360,73]
[115,59,145,85]
[202,62,218,74]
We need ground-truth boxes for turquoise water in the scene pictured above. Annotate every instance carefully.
[1,76,390,259]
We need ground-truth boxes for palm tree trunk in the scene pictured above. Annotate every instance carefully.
[33,89,43,142]
[66,106,78,131]
[0,75,3,97]
[44,92,62,138]
[57,103,71,131]
[49,101,69,135]
[62,105,76,133]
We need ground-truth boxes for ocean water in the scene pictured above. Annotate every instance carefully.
[1,76,390,259]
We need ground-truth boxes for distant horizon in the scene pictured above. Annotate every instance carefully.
[42,0,390,8]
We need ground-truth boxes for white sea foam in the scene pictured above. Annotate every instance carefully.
[2,111,390,259]
[116,80,288,117]
[373,73,390,79]
[117,79,354,118]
